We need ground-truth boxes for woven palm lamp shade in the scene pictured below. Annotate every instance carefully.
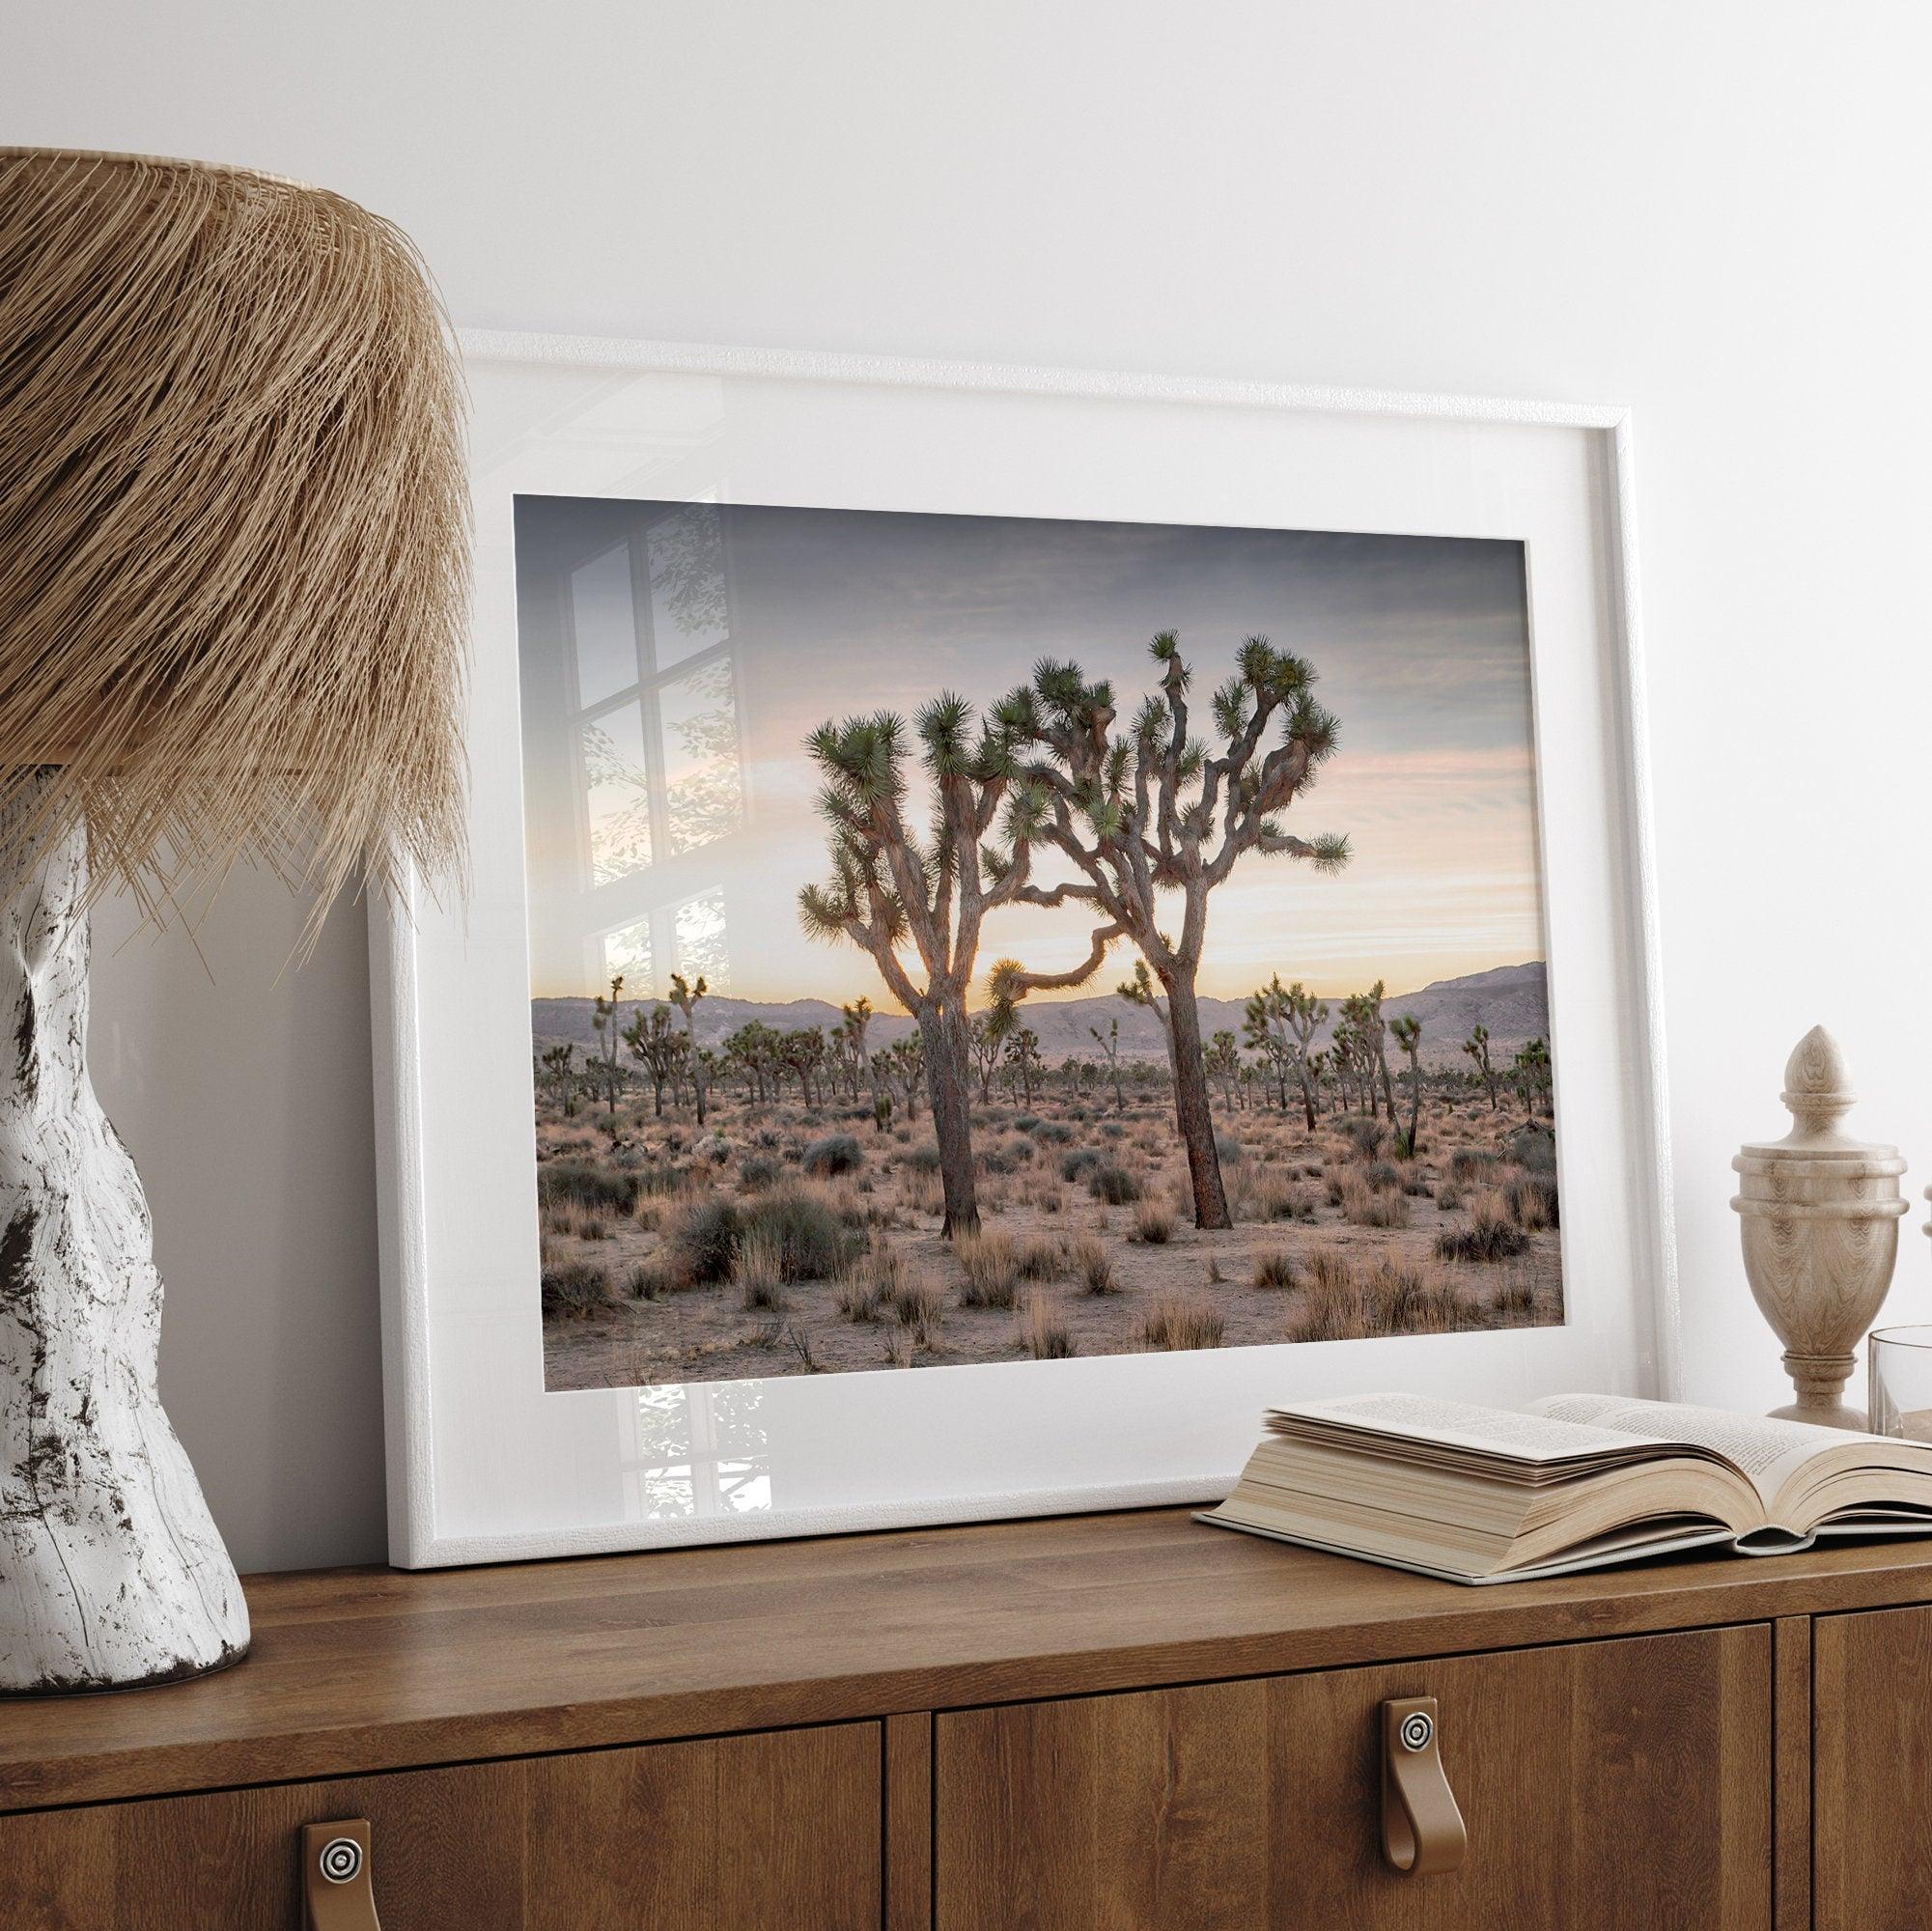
[0,150,467,1693]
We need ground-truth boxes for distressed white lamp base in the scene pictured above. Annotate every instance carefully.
[0,798,248,1693]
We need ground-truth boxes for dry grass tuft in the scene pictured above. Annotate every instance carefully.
[1131,1198,1175,1245]
[1436,1187,1531,1263]
[1138,1292,1224,1351]
[1252,1249,1297,1290]
[1017,1292,1076,1359]
[957,1229,1021,1308]
[735,1229,787,1310]
[1338,1172,1411,1229]
[1072,1233,1116,1295]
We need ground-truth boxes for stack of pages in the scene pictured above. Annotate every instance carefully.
[1200,1392,1932,1583]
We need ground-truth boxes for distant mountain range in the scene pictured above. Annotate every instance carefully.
[533,961,1549,1070]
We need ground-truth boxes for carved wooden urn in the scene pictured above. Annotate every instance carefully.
[1731,1026,1907,1430]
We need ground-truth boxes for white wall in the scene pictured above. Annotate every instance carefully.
[11,1,1932,1572]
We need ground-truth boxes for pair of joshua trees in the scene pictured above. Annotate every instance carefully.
[798,631,1349,1236]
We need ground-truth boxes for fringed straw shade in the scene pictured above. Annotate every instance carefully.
[0,148,467,930]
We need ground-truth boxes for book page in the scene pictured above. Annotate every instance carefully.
[1528,1394,1844,1506]
[1271,1392,1668,1463]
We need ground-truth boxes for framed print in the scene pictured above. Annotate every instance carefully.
[371,334,1676,1567]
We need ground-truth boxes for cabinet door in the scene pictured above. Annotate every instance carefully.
[1814,1603,1932,1931]
[0,1721,880,1930]
[937,1626,1770,1931]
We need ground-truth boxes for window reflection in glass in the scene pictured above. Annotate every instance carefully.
[625,1384,770,1520]
[570,544,638,707]
[580,702,653,885]
[660,658,743,854]
[674,890,731,992]
[646,505,729,672]
[602,916,654,996]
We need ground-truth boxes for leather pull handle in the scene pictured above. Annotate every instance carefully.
[302,1820,382,1930]
[1380,1697,1467,1876]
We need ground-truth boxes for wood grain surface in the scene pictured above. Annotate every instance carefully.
[4,1507,1931,1814]
[1813,1601,1932,1931]
[937,1624,1772,1929]
[0,1721,879,1929]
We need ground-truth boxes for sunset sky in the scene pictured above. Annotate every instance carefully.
[518,499,1547,1009]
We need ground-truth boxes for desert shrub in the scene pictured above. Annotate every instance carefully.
[901,1167,946,1218]
[1031,1120,1074,1145]
[1252,1249,1298,1290]
[1449,1148,1500,1185]
[836,1270,882,1322]
[632,1162,692,1199]
[1139,1293,1224,1351]
[1402,1172,1433,1196]
[1436,1187,1531,1263]
[665,1195,742,1283]
[541,1259,609,1319]
[1017,1292,1075,1359]
[739,1155,781,1191]
[1060,1148,1102,1183]
[1493,1275,1539,1320]
[802,1133,864,1178]
[1436,1180,1465,1213]
[1508,1173,1560,1230]
[1072,1234,1116,1295]
[977,1145,1021,1176]
[884,1328,914,1368]
[538,1160,639,1216]
[1365,1160,1402,1192]
[736,1229,788,1310]
[1132,1198,1175,1245]
[1216,1134,1246,1165]
[695,1132,733,1167]
[957,1229,1021,1308]
[1340,1116,1386,1160]
[1339,1173,1411,1229]
[1013,1113,1042,1133]
[1370,1255,1474,1333]
[1028,1178,1065,1215]
[1086,1161,1142,1206]
[754,1126,782,1149]
[748,1186,864,1280]
[1509,1123,1558,1173]
[621,1261,659,1301]
[1018,1236,1064,1280]
[1287,1249,1369,1342]
[889,1277,944,1342]
[906,1145,942,1174]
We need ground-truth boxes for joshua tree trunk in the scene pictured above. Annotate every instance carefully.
[1162,973,1231,1230]
[0,793,250,1692]
[918,998,980,1237]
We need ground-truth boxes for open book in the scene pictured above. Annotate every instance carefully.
[1198,1391,1932,1583]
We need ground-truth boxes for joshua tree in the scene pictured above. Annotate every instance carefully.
[1463,1022,1499,1111]
[538,1041,579,1116]
[1514,1036,1553,1119]
[1088,1015,1127,1112]
[780,1025,827,1107]
[667,971,709,1127]
[1307,1048,1330,1115]
[1341,983,1397,1123]
[1242,977,1295,1112]
[988,634,1347,1229]
[622,1002,682,1117]
[840,996,875,1098]
[1205,1029,1243,1110]
[1390,1013,1423,1156]
[798,698,1042,1235]
[881,1032,925,1121]
[1004,1024,1043,1105]
[590,973,627,1114]
[969,1007,1011,1105]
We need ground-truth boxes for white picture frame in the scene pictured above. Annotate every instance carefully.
[372,332,1677,1569]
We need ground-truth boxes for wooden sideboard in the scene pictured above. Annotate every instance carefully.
[4,1507,1932,1928]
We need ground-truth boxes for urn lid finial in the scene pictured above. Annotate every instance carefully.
[1738,1023,1894,1161]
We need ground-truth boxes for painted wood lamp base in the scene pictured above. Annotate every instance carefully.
[0,795,248,1693]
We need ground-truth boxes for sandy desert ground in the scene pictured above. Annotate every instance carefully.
[536,1073,1560,1390]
